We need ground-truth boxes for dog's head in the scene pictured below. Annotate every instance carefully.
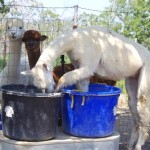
[21,64,55,93]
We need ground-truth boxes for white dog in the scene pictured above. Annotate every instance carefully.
[22,26,150,150]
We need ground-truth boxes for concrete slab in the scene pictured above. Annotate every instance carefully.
[0,128,120,150]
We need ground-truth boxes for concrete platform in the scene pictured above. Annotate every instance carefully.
[0,128,120,150]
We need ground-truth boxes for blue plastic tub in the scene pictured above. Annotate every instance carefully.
[61,83,121,137]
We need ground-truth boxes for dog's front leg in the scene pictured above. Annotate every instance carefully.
[55,67,93,92]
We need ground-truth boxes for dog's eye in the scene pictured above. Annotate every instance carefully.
[19,27,22,29]
[7,26,10,29]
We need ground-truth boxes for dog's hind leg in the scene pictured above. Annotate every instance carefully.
[135,64,150,150]
[126,64,150,150]
[125,76,140,150]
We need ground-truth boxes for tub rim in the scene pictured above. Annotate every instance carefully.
[62,83,122,96]
[0,84,62,98]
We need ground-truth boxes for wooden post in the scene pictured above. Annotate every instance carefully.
[73,5,78,29]
[3,34,7,67]
[61,5,79,73]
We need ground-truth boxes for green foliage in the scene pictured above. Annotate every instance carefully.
[40,9,59,20]
[53,54,71,67]
[0,0,10,39]
[113,0,150,49]
[0,57,6,72]
[130,0,150,48]
[78,12,102,27]
[85,0,150,50]
[0,0,10,14]
[116,80,126,94]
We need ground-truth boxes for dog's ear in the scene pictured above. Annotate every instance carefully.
[43,64,50,71]
[21,70,32,76]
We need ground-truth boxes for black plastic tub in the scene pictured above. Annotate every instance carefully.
[1,84,62,141]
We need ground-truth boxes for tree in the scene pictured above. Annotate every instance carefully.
[0,0,10,70]
[98,0,150,49]
[123,0,150,49]
[0,0,10,15]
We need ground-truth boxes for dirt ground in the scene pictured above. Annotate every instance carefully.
[116,94,150,150]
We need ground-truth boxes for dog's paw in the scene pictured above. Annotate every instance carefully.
[54,77,65,92]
